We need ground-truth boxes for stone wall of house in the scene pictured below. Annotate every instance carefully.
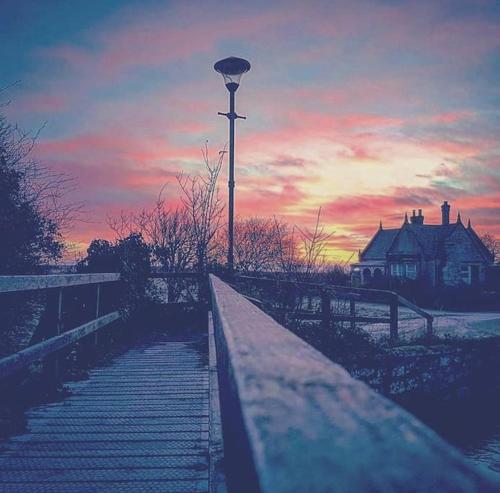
[423,259,438,286]
[350,338,500,401]
[443,224,487,286]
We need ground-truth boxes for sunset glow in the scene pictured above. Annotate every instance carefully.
[2,0,499,262]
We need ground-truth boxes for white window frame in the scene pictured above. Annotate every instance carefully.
[390,264,404,277]
[405,263,417,279]
[460,264,471,285]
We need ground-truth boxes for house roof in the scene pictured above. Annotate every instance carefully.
[393,224,456,256]
[361,228,399,260]
[466,226,495,263]
[361,221,494,263]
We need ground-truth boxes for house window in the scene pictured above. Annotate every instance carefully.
[460,264,480,285]
[460,265,470,285]
[391,263,416,279]
[405,263,417,279]
[390,264,404,277]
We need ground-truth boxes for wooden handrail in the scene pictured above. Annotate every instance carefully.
[0,311,120,379]
[397,295,434,336]
[150,272,204,279]
[209,275,496,492]
[397,295,433,321]
[0,273,120,293]
[235,275,396,299]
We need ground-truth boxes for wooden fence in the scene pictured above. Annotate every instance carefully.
[231,275,433,341]
[0,273,121,380]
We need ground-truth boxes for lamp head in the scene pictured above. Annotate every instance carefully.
[214,56,251,92]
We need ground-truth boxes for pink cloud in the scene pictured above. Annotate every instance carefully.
[424,111,474,125]
[8,1,498,260]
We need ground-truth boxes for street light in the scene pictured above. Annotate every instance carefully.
[214,56,251,273]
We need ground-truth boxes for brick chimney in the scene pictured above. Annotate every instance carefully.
[410,209,424,225]
[441,201,450,225]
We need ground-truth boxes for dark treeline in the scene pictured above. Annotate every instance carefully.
[0,108,82,356]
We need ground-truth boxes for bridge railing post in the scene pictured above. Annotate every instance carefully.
[44,287,64,380]
[349,297,356,330]
[321,289,331,329]
[389,294,398,342]
[199,273,210,329]
[93,283,101,346]
[55,287,63,378]
[426,316,433,338]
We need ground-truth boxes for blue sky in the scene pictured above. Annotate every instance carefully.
[2,0,499,259]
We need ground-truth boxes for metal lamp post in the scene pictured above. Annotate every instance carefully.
[214,56,251,273]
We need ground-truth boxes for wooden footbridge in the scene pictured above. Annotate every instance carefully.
[0,273,497,492]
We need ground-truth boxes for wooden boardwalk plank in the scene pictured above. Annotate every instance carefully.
[0,456,208,470]
[0,332,209,493]
[25,420,208,434]
[25,410,209,419]
[25,417,209,426]
[0,480,208,493]
[0,442,207,454]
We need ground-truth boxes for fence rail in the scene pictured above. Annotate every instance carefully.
[0,273,120,293]
[232,275,433,341]
[0,273,121,380]
[0,311,120,379]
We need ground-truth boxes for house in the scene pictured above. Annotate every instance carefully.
[351,201,494,287]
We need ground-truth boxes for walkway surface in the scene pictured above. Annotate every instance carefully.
[0,332,209,493]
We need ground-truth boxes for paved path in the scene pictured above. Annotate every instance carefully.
[0,334,209,492]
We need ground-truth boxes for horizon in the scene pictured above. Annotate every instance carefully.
[2,0,499,262]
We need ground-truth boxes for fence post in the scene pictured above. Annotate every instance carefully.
[200,274,210,330]
[426,316,433,338]
[389,295,398,342]
[321,289,331,329]
[349,298,356,330]
[48,287,63,380]
[167,277,176,303]
[94,283,101,346]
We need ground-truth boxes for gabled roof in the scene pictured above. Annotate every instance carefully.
[466,226,495,263]
[361,220,494,263]
[361,228,399,260]
[392,223,456,256]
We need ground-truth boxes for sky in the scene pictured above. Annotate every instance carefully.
[1,0,499,262]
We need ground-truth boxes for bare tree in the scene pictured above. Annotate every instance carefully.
[178,143,225,272]
[107,194,194,272]
[296,207,334,279]
[106,210,139,240]
[232,217,287,272]
[107,144,224,273]
[481,232,500,263]
[1,116,82,231]
[144,199,194,272]
[270,218,298,276]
